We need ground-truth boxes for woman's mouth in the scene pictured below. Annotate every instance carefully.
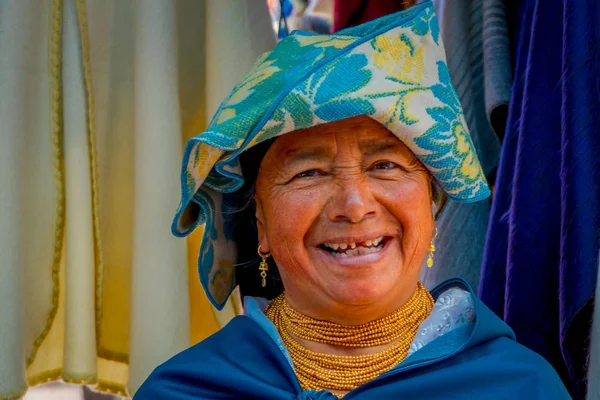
[318,236,389,258]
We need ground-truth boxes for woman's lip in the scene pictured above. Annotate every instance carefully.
[314,237,394,266]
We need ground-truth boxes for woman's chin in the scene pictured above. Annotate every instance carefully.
[324,276,398,306]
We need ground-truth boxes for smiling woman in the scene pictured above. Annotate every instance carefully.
[133,3,570,399]
[254,116,435,324]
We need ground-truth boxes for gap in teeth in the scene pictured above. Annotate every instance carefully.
[323,237,384,252]
[329,242,385,257]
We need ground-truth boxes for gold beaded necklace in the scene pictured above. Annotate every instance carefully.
[265,282,434,398]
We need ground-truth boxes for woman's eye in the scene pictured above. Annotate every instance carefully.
[372,161,398,170]
[295,169,324,179]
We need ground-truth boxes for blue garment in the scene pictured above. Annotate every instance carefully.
[134,280,570,399]
[478,0,600,398]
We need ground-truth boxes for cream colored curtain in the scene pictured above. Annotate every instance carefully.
[0,0,275,398]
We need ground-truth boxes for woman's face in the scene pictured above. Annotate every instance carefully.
[255,115,434,321]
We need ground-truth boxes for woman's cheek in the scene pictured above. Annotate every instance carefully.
[266,190,311,241]
[267,189,324,264]
[382,179,430,207]
[275,187,326,219]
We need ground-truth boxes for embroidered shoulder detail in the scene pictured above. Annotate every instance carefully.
[408,287,475,356]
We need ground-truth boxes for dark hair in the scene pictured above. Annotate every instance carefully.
[235,140,284,299]
[234,139,447,300]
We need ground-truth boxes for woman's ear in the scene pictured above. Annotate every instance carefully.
[255,196,270,253]
[430,179,447,220]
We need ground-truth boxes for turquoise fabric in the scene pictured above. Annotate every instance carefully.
[170,2,490,309]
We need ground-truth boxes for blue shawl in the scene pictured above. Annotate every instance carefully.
[134,280,570,399]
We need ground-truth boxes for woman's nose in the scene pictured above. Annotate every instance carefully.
[326,179,377,224]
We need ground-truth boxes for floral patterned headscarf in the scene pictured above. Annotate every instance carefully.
[172,1,490,309]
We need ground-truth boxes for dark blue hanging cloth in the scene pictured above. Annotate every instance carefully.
[478,0,600,398]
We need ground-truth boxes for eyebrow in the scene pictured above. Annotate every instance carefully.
[282,137,409,165]
[361,139,406,157]
[284,147,333,165]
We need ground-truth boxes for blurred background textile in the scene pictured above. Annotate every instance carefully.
[266,0,333,38]
[0,0,275,398]
[478,1,600,397]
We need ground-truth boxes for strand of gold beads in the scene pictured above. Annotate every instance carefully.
[265,282,434,398]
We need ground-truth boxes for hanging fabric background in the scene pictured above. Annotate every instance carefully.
[478,0,600,398]
[333,0,415,32]
[0,0,275,399]
[266,0,333,38]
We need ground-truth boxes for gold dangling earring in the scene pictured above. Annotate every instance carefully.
[427,227,438,268]
[258,245,271,287]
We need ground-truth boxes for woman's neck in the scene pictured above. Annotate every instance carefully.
[291,332,400,356]
[284,282,419,326]
[264,282,435,396]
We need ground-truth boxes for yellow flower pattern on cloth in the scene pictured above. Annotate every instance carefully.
[171,2,490,309]
[294,35,356,49]
[372,34,425,84]
[222,56,280,110]
[453,123,482,182]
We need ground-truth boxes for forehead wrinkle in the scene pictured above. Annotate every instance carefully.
[361,139,405,157]
[283,146,334,166]
[356,130,418,160]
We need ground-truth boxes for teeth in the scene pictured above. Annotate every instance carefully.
[330,242,385,258]
[324,237,386,256]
